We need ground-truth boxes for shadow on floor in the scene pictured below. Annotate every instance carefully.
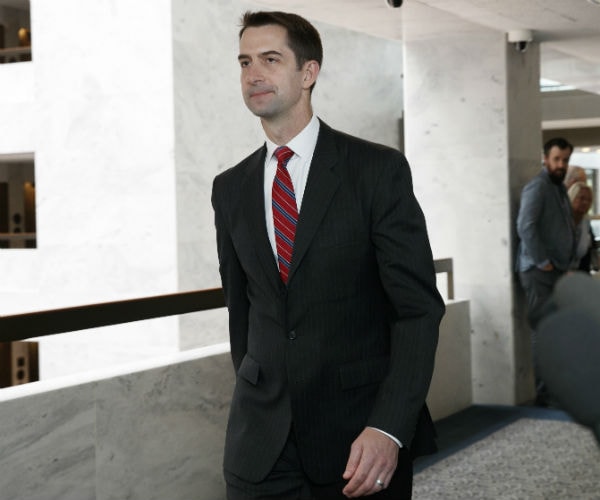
[415,404,572,473]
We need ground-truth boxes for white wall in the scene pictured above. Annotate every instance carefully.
[1,0,181,377]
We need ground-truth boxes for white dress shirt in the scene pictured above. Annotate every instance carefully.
[263,114,320,256]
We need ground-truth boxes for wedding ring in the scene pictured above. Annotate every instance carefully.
[376,478,384,488]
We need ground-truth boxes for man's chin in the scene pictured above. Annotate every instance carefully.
[246,106,275,119]
[245,95,275,116]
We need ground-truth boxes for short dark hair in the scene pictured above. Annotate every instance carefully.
[239,11,323,78]
[544,137,573,156]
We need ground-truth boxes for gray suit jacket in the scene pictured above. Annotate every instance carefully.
[211,121,445,484]
[516,169,575,272]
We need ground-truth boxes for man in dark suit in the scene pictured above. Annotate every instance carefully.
[516,137,575,405]
[211,11,444,499]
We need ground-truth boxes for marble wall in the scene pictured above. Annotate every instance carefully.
[426,300,472,420]
[0,62,34,153]
[402,2,540,404]
[0,0,181,377]
[0,384,96,500]
[0,344,232,500]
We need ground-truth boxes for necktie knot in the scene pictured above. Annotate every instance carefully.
[274,146,294,167]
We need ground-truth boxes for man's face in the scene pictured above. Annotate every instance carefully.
[544,146,571,183]
[238,25,307,121]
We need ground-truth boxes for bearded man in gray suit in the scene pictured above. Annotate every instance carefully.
[516,137,576,405]
[212,11,444,499]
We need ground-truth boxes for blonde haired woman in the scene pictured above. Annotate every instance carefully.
[568,181,597,271]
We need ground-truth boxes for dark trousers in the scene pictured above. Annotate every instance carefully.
[519,267,564,403]
[225,430,413,500]
[518,267,563,329]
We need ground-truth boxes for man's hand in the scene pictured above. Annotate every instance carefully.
[342,427,399,497]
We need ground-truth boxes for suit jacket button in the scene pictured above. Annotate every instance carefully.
[288,330,297,340]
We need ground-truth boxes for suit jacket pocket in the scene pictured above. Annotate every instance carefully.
[238,354,260,386]
[339,356,389,390]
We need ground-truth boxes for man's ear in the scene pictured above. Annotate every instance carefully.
[302,60,320,89]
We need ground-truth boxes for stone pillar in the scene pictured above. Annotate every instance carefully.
[402,3,541,404]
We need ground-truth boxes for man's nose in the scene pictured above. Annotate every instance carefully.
[245,66,263,84]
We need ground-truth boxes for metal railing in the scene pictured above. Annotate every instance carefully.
[0,259,453,344]
[0,288,225,344]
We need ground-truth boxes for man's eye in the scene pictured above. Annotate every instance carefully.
[240,61,249,68]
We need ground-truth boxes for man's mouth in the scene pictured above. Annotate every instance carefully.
[248,88,273,98]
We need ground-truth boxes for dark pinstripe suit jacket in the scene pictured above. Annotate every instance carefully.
[211,121,445,484]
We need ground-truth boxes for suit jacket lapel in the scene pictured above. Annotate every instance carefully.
[288,123,341,283]
[240,146,282,290]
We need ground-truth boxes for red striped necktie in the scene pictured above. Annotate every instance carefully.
[272,146,297,284]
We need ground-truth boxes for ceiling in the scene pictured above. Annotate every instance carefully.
[2,0,599,93]
[252,0,600,95]
[3,0,598,92]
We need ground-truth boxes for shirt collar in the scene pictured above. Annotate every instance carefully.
[265,115,320,162]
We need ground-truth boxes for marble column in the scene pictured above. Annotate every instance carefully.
[402,3,541,404]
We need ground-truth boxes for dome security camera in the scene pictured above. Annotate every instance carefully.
[507,29,533,53]
[385,0,403,7]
